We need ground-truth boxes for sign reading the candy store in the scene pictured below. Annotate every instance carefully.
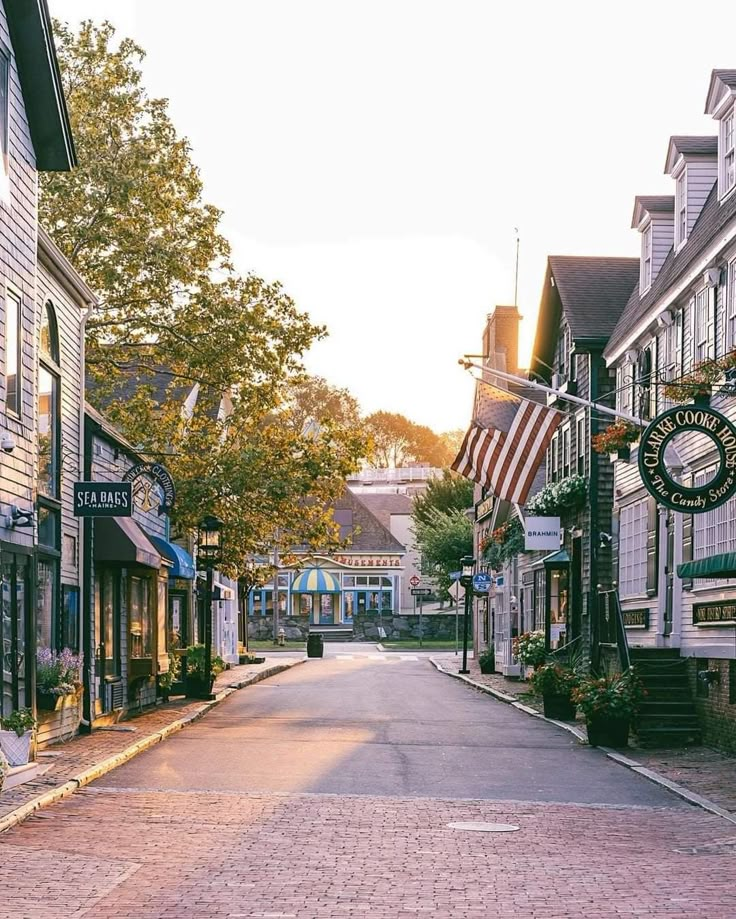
[638,404,736,513]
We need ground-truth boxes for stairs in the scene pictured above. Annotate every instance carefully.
[630,649,701,747]
[309,625,354,642]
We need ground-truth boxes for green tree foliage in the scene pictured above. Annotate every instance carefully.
[284,375,361,436]
[41,20,366,573]
[412,471,474,528]
[413,508,473,597]
[364,411,453,468]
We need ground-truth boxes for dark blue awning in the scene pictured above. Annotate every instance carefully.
[149,536,196,580]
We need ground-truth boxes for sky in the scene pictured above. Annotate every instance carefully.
[50,0,736,431]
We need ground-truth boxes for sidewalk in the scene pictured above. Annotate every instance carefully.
[432,653,736,818]
[0,655,305,834]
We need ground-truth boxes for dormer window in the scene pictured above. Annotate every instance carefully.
[675,171,687,248]
[722,106,735,198]
[641,225,652,291]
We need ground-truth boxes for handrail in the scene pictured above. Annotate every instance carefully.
[596,588,631,673]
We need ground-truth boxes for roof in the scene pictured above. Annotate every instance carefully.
[631,195,674,228]
[664,135,718,173]
[530,256,639,380]
[4,0,75,170]
[350,491,413,531]
[705,69,736,114]
[85,401,143,459]
[334,490,405,553]
[605,181,736,359]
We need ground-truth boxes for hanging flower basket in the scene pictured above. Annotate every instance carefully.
[592,421,640,457]
[608,446,631,464]
[525,475,587,517]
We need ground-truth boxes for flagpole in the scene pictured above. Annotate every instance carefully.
[460,359,643,426]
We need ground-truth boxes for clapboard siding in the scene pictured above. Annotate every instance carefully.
[651,215,674,284]
[686,160,718,234]
[0,0,39,554]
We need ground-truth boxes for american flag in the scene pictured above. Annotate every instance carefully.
[452,399,561,506]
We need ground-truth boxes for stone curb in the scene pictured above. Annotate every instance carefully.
[0,658,305,836]
[430,657,736,825]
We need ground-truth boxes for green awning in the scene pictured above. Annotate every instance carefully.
[543,549,570,568]
[677,553,736,579]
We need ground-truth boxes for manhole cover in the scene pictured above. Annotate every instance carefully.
[447,822,520,833]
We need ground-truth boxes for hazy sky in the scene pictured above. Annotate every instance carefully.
[51,0,735,431]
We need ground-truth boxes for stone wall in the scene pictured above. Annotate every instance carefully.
[353,613,468,642]
[248,615,310,641]
[686,657,736,755]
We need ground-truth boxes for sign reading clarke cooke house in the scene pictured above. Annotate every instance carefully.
[638,404,736,513]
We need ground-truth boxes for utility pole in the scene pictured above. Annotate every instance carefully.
[513,227,520,309]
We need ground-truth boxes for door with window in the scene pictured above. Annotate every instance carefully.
[94,568,119,714]
[1,552,31,720]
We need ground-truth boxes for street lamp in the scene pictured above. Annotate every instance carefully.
[197,515,223,698]
[459,555,475,675]
[239,558,257,654]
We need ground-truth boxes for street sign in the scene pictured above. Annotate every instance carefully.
[409,575,421,587]
[448,581,462,603]
[74,482,132,517]
[472,572,492,593]
[449,570,462,581]
[410,587,432,596]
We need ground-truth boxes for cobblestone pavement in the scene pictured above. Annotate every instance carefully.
[0,656,304,825]
[434,654,736,815]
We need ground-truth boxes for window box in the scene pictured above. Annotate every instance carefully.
[129,657,153,681]
[608,446,631,464]
[559,379,577,396]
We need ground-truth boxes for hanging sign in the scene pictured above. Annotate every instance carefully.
[638,404,736,513]
[524,516,561,550]
[123,462,176,515]
[74,482,132,517]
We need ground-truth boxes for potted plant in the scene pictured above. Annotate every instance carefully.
[36,647,83,711]
[526,475,587,517]
[183,644,225,698]
[591,420,641,463]
[512,630,547,670]
[529,662,578,720]
[572,668,645,748]
[663,357,722,406]
[477,647,495,674]
[0,708,37,766]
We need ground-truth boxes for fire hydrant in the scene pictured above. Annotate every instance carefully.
[278,627,286,646]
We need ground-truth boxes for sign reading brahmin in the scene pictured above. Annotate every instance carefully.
[524,516,560,550]
[638,404,736,513]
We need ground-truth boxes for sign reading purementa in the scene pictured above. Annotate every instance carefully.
[638,404,736,513]
[524,516,560,550]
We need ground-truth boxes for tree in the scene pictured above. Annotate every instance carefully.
[412,508,473,598]
[42,20,366,573]
[412,471,474,528]
[284,375,361,435]
[363,411,453,468]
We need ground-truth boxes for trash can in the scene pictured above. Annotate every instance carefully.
[307,633,324,658]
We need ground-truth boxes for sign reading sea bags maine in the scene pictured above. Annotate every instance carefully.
[638,404,736,513]
[74,482,132,517]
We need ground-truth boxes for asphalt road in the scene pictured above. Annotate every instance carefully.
[2,646,735,918]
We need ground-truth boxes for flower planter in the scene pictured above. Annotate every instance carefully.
[585,715,630,748]
[693,392,711,407]
[542,693,576,721]
[0,729,32,766]
[478,659,495,675]
[36,691,65,712]
[608,446,631,463]
[184,676,215,699]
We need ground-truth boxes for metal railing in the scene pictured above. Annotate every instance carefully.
[595,588,631,673]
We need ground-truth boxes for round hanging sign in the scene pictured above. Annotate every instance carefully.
[638,404,736,513]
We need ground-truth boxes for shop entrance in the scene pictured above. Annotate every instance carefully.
[1,551,31,720]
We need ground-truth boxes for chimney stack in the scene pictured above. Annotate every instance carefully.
[483,305,521,375]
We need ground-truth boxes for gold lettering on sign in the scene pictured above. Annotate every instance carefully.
[693,602,736,625]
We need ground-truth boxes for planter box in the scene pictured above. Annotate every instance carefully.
[542,693,576,721]
[0,729,32,766]
[478,659,495,674]
[36,691,65,712]
[184,676,215,699]
[586,715,630,748]
[36,689,84,749]
[608,446,631,463]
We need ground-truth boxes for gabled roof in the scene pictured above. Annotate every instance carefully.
[631,195,674,229]
[664,135,718,173]
[351,492,413,532]
[334,490,405,553]
[705,69,736,115]
[5,0,75,170]
[605,181,736,359]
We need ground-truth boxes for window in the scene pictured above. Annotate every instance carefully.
[548,432,559,483]
[6,288,21,415]
[641,225,652,291]
[619,500,648,598]
[0,47,9,203]
[61,586,80,653]
[728,260,736,354]
[675,171,687,248]
[561,424,571,479]
[694,289,712,364]
[694,466,736,587]
[722,108,735,198]
[36,558,57,649]
[575,412,586,475]
[129,576,152,658]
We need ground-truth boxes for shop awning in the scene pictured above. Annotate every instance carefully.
[291,568,341,593]
[677,553,736,579]
[149,536,196,579]
[94,517,161,569]
[543,549,570,568]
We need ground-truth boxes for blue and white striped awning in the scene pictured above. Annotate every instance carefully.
[291,568,341,593]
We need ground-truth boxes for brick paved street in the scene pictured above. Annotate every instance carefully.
[1,651,735,918]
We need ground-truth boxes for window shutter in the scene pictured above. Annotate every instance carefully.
[681,513,693,591]
[649,338,658,417]
[708,287,716,360]
[646,496,659,597]
[611,507,621,590]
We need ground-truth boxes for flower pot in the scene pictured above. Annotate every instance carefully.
[693,392,711,407]
[586,715,630,748]
[542,693,576,721]
[184,675,215,699]
[0,729,32,766]
[608,445,631,463]
[36,691,65,712]
[478,660,495,675]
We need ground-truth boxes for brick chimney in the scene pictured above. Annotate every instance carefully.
[482,305,521,375]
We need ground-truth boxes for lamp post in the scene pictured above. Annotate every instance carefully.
[197,515,223,697]
[240,559,257,654]
[459,555,475,675]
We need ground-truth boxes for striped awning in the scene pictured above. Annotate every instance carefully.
[677,553,736,579]
[291,568,341,593]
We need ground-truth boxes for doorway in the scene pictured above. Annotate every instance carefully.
[1,551,32,720]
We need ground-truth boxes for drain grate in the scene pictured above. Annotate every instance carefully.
[447,822,520,833]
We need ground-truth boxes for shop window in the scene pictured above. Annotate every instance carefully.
[548,568,568,650]
[533,569,546,632]
[38,364,60,498]
[129,576,152,658]
[36,558,57,649]
[300,594,312,615]
[342,575,355,588]
[694,469,736,587]
[619,501,648,598]
[6,288,21,415]
[96,569,117,667]
[62,586,80,653]
[38,505,59,551]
